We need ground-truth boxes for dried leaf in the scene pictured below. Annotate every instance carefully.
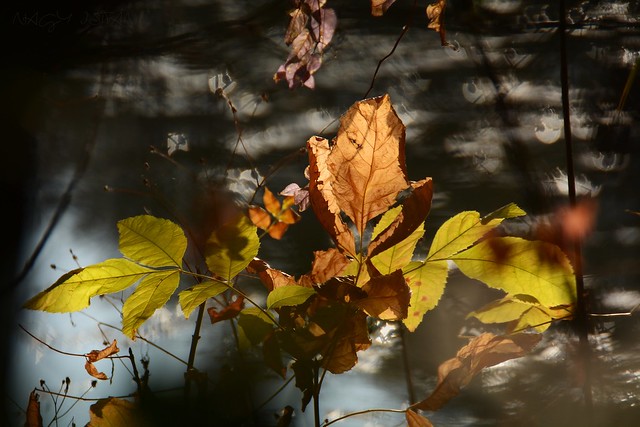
[85,361,109,380]
[371,0,398,16]
[86,340,120,362]
[307,136,356,256]
[263,187,282,217]
[411,332,542,411]
[329,94,408,237]
[25,391,43,427]
[310,249,350,283]
[322,311,370,373]
[356,270,410,320]
[406,409,433,427]
[248,206,272,230]
[426,0,448,47]
[268,221,290,240]
[208,296,245,324]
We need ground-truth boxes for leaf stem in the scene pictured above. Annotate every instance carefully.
[184,301,206,400]
[322,408,407,426]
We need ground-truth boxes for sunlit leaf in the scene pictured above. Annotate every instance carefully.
[371,0,397,16]
[411,332,542,411]
[451,237,576,307]
[356,270,410,321]
[310,248,350,284]
[248,206,272,230]
[263,187,282,217]
[268,221,290,240]
[85,361,108,380]
[87,397,149,427]
[118,215,187,268]
[205,214,260,281]
[238,307,276,345]
[406,409,433,427]
[368,178,432,263]
[426,0,449,47]
[178,280,229,319]
[122,270,180,339]
[25,391,43,427]
[402,260,449,332]
[307,136,356,256]
[208,296,245,324]
[24,259,152,313]
[86,340,119,363]
[329,94,408,237]
[267,285,316,309]
[428,203,525,261]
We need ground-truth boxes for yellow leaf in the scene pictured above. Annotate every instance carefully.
[87,398,149,427]
[24,259,152,313]
[329,94,408,237]
[402,260,448,332]
[118,215,187,268]
[122,270,180,339]
[178,280,229,319]
[451,237,577,307]
[205,214,260,281]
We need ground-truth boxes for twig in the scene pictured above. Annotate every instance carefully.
[322,408,407,426]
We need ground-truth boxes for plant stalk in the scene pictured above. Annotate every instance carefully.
[184,302,206,400]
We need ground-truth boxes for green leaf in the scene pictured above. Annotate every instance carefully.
[118,215,187,268]
[428,203,525,261]
[451,236,576,307]
[371,206,425,275]
[205,214,260,281]
[178,280,229,319]
[402,260,448,332]
[238,307,276,346]
[122,270,181,338]
[24,259,152,312]
[267,286,316,309]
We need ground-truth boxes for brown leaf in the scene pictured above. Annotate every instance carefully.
[310,249,350,283]
[248,206,272,230]
[307,136,356,256]
[263,332,286,379]
[314,276,367,304]
[86,340,120,363]
[285,7,309,45]
[263,187,282,217]
[329,94,408,237]
[268,221,290,240]
[368,178,433,259]
[25,390,43,427]
[371,0,398,16]
[85,361,109,380]
[322,311,370,374]
[406,409,433,427]
[426,0,448,47]
[356,270,410,320]
[411,332,542,411]
[208,295,245,324]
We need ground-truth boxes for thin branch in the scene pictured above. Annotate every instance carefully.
[19,325,85,358]
[322,408,407,426]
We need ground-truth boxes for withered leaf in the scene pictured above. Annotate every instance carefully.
[307,136,356,256]
[371,0,398,16]
[368,178,433,259]
[263,332,286,379]
[85,361,109,380]
[263,187,282,217]
[268,221,290,240]
[426,0,448,47]
[406,409,433,427]
[411,332,542,411]
[321,311,370,374]
[329,94,408,237]
[249,206,272,231]
[208,296,245,324]
[310,248,350,283]
[356,270,410,320]
[86,340,120,363]
[25,390,43,427]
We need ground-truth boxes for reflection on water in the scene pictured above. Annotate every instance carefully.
[5,0,640,426]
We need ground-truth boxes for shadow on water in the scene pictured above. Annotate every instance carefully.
[3,0,640,426]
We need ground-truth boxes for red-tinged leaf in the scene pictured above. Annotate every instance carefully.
[263,187,282,217]
[259,268,298,291]
[25,391,43,427]
[371,0,397,16]
[280,183,310,212]
[310,249,350,283]
[411,332,542,411]
[406,409,433,427]
[278,206,301,225]
[285,7,308,45]
[247,257,270,274]
[322,311,370,374]
[309,7,336,51]
[368,178,433,259]
[208,296,245,324]
[248,206,272,231]
[268,221,290,240]
[426,0,449,47]
[85,361,108,380]
[86,340,120,363]
[307,136,356,256]
[356,270,410,321]
[329,94,409,237]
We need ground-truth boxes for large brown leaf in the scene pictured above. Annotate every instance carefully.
[411,332,542,411]
[307,136,356,256]
[367,178,433,259]
[356,270,410,320]
[329,95,408,237]
[310,248,350,283]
